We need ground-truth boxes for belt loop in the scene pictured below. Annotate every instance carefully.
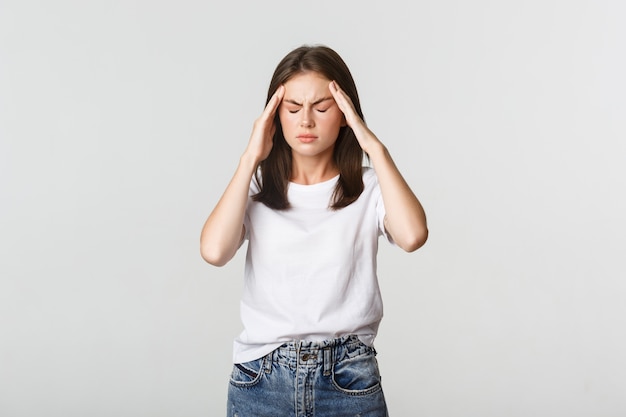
[264,351,272,374]
[323,347,332,376]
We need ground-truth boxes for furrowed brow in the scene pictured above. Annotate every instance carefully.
[283,97,333,106]
[312,97,333,105]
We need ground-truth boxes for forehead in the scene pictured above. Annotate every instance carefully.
[283,71,331,100]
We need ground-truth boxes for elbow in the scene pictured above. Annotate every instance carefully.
[398,227,428,253]
[200,229,244,267]
[200,245,231,267]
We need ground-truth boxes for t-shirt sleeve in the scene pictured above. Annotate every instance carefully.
[370,169,395,245]
[243,173,261,242]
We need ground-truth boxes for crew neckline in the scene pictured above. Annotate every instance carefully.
[288,174,340,190]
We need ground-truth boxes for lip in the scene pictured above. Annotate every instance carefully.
[297,134,317,143]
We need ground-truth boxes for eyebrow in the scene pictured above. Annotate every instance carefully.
[283,97,333,106]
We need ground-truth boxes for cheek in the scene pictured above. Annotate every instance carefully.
[321,111,344,130]
[278,110,297,127]
[278,113,297,139]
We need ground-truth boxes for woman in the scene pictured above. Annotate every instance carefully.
[201,45,427,417]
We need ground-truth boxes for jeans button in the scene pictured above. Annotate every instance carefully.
[302,354,310,361]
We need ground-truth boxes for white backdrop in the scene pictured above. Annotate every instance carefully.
[1,1,625,416]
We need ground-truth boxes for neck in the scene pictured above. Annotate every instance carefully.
[290,154,338,185]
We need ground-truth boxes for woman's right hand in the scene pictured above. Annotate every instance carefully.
[244,85,285,164]
[201,86,285,266]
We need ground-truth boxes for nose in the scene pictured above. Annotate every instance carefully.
[300,108,314,127]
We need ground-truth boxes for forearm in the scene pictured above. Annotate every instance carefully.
[328,80,428,251]
[200,154,258,266]
[366,138,428,252]
[200,85,283,266]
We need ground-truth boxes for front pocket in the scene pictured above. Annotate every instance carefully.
[235,363,259,379]
[331,353,382,395]
[230,357,265,387]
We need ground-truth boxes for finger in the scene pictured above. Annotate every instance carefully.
[328,80,341,99]
[262,85,285,119]
[328,81,354,114]
[329,80,348,98]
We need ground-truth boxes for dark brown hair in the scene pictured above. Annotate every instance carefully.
[252,45,366,210]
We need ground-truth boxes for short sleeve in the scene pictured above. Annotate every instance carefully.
[243,173,261,242]
[367,168,395,245]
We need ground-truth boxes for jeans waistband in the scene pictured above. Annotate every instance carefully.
[265,334,374,376]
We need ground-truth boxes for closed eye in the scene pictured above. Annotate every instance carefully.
[316,108,329,113]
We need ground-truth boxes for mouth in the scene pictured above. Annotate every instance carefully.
[297,134,317,143]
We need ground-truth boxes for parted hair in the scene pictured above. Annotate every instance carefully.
[252,45,366,210]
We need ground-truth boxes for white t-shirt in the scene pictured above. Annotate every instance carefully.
[234,167,392,363]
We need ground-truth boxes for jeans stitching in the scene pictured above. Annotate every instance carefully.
[230,357,265,388]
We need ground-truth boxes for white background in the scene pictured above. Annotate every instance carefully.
[1,1,625,416]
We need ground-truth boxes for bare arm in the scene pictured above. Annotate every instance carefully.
[200,86,285,266]
[329,81,428,252]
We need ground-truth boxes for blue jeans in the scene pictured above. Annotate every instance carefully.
[227,335,389,417]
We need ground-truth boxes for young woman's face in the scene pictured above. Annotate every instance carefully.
[278,71,345,161]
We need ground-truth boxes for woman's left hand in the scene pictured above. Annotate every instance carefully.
[328,81,381,154]
[329,81,428,252]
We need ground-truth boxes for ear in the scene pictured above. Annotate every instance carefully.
[341,114,347,127]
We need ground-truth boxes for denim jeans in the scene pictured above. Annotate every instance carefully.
[227,335,389,417]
